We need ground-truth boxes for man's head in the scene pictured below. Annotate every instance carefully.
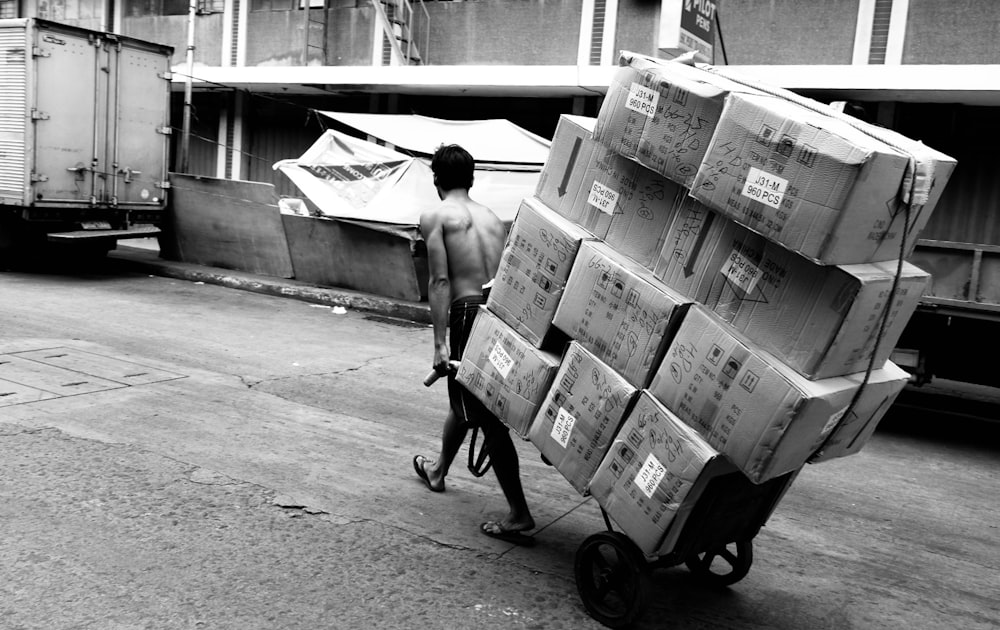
[431,144,475,194]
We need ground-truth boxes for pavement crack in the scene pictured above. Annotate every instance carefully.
[238,354,394,390]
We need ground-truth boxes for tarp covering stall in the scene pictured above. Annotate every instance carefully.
[274,128,542,226]
[317,112,551,165]
[274,115,548,301]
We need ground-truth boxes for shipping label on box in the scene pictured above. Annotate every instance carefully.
[553,240,691,388]
[456,306,561,437]
[690,92,916,265]
[648,305,911,483]
[587,391,728,555]
[654,196,930,379]
[487,197,594,348]
[537,114,688,270]
[593,52,761,188]
[528,342,638,495]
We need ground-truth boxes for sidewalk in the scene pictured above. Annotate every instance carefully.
[110,241,432,325]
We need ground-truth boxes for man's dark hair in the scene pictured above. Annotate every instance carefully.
[431,144,475,191]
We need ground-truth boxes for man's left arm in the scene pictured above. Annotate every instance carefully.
[420,210,451,371]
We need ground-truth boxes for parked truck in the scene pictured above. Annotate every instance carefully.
[884,102,999,391]
[0,18,173,260]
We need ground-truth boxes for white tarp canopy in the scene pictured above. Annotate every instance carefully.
[318,111,551,165]
[274,128,540,227]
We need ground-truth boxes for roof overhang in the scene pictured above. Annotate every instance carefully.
[172,63,1000,106]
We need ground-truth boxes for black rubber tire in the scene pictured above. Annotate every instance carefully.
[685,540,753,587]
[574,532,649,628]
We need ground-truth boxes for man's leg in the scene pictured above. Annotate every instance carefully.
[479,421,534,531]
[417,409,468,490]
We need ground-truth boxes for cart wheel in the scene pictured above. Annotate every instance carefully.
[574,532,648,628]
[685,540,753,587]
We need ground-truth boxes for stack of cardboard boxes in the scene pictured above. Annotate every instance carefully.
[456,52,956,556]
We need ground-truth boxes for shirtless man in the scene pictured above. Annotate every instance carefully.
[412,144,535,545]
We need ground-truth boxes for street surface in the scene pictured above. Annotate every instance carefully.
[0,251,997,630]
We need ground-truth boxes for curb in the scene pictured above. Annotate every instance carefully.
[109,247,432,325]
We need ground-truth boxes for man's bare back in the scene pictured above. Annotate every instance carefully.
[422,193,506,302]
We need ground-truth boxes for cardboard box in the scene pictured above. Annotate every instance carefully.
[587,391,731,555]
[455,306,561,437]
[647,305,912,483]
[689,92,918,265]
[528,342,638,495]
[536,114,687,269]
[653,195,930,379]
[486,197,594,348]
[553,240,691,388]
[809,359,909,463]
[703,66,957,259]
[593,52,760,188]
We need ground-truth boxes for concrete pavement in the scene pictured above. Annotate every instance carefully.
[1,242,997,629]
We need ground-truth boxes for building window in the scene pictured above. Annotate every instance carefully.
[0,0,18,18]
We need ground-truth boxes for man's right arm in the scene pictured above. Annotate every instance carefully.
[420,209,451,370]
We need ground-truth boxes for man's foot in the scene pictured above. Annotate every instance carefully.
[480,520,536,547]
[412,454,444,493]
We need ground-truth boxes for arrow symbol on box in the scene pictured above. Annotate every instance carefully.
[557,136,582,198]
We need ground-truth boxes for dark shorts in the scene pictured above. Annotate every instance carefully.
[448,294,506,434]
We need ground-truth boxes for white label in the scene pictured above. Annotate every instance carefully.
[821,406,849,436]
[741,167,788,210]
[634,453,667,499]
[587,181,619,215]
[722,249,761,296]
[550,407,577,448]
[488,342,514,379]
[626,82,659,118]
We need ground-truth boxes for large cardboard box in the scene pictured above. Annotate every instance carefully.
[809,358,909,463]
[536,114,687,269]
[528,342,638,495]
[593,52,760,188]
[653,195,930,379]
[553,240,691,388]
[587,391,732,555]
[455,306,561,437]
[703,66,958,255]
[689,92,917,265]
[648,305,911,483]
[487,197,594,348]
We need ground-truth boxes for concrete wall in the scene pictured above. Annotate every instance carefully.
[718,0,860,64]
[245,5,375,66]
[421,0,582,65]
[904,0,1000,64]
[123,15,224,66]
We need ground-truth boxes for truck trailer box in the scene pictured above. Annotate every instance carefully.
[654,195,930,379]
[486,197,594,348]
[553,240,691,389]
[0,19,172,223]
[455,306,561,437]
[690,92,916,265]
[528,341,638,495]
[536,114,686,270]
[587,390,733,555]
[593,52,761,189]
[648,305,910,483]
